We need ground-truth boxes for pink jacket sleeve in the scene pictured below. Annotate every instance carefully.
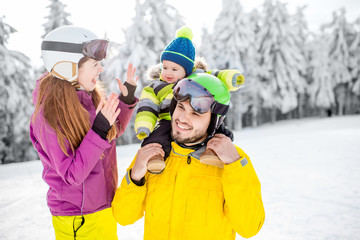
[30,115,112,186]
[115,98,138,138]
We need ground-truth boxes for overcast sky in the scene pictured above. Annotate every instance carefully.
[2,0,360,67]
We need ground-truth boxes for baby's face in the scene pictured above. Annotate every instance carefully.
[161,60,186,84]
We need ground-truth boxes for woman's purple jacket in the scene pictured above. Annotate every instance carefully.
[29,74,138,216]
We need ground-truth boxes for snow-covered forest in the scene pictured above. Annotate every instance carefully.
[1,0,360,163]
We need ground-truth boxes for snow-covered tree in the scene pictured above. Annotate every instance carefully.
[198,26,217,68]
[292,5,310,118]
[143,0,184,55]
[102,0,157,91]
[209,0,255,130]
[257,0,308,121]
[349,18,360,96]
[308,33,335,115]
[321,8,352,115]
[103,0,184,90]
[212,0,247,70]
[242,9,263,127]
[42,0,71,38]
[0,17,35,163]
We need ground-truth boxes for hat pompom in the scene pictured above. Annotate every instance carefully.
[176,27,193,41]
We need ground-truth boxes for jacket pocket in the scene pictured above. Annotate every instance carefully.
[185,175,224,225]
[146,170,177,222]
[81,163,107,212]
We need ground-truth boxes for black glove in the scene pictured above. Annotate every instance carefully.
[119,82,136,105]
[91,112,111,140]
[130,169,145,186]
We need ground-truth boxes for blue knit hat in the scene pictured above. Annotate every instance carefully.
[160,27,195,76]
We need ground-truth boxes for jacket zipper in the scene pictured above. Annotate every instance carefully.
[187,156,191,164]
[81,182,85,215]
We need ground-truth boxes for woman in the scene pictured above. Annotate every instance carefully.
[29,25,138,239]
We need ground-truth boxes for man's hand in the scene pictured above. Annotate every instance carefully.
[131,143,164,181]
[207,134,241,165]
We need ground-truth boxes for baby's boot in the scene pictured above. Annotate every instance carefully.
[199,148,224,168]
[147,155,166,174]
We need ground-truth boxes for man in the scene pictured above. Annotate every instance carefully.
[112,73,265,240]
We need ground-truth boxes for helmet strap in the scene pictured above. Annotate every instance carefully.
[70,80,85,90]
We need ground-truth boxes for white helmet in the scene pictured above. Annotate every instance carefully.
[41,25,108,82]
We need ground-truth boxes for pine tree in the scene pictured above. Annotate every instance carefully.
[292,6,310,118]
[103,0,184,90]
[349,18,360,97]
[0,17,35,163]
[308,33,335,115]
[102,0,157,91]
[243,9,263,127]
[198,26,217,68]
[210,0,253,130]
[212,0,247,70]
[257,0,308,121]
[143,0,184,55]
[322,8,352,115]
[42,0,72,38]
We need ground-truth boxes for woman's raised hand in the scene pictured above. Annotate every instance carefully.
[116,63,139,97]
[96,93,121,126]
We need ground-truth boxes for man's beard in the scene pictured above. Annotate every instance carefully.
[171,128,207,145]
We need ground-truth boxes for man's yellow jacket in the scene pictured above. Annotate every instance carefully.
[112,142,265,240]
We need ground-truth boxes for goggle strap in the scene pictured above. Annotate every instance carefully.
[212,101,229,116]
[42,41,82,53]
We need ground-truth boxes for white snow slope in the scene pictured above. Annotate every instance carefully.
[1,115,359,240]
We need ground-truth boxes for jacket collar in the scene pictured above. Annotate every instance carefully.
[171,142,206,160]
[76,90,93,109]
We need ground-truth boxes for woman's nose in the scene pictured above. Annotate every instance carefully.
[98,64,104,72]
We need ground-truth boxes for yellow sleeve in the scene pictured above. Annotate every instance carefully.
[222,146,265,238]
[206,69,245,91]
[111,157,147,226]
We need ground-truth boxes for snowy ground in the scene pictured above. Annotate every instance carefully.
[1,115,359,240]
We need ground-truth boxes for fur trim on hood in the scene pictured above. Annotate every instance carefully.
[146,57,208,80]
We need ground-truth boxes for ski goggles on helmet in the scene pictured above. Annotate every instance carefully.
[81,39,108,60]
[173,78,228,115]
[41,39,109,61]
